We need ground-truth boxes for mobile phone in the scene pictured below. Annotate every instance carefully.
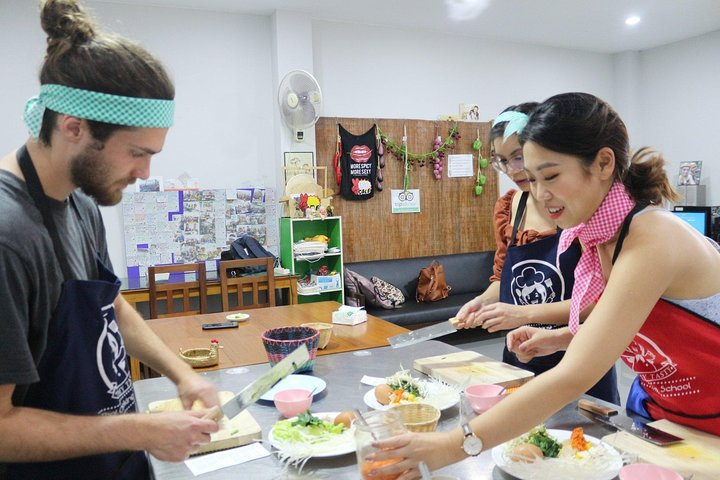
[201,321,239,330]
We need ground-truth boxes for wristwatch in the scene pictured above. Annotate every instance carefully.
[461,423,483,456]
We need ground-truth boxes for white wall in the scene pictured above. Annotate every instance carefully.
[2,0,718,277]
[636,30,720,205]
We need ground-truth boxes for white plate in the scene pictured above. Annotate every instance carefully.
[491,429,623,480]
[268,411,356,458]
[260,374,327,401]
[363,381,460,411]
[225,313,250,321]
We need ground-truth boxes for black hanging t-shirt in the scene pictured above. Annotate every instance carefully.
[338,124,377,201]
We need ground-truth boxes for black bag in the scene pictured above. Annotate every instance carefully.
[220,235,278,277]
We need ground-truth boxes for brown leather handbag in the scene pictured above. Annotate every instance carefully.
[416,260,451,302]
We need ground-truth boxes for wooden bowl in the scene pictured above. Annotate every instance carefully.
[390,403,441,432]
[300,322,333,349]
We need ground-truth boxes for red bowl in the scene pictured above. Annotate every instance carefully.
[273,388,313,418]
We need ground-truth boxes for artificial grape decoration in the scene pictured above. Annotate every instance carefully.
[432,134,443,180]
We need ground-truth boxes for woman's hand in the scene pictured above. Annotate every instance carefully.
[454,296,486,329]
[365,431,459,479]
[471,303,530,332]
[506,327,571,362]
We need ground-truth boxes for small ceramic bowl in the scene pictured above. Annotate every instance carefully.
[464,384,506,414]
[273,388,313,418]
[619,464,682,480]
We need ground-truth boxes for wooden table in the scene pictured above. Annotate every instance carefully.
[120,273,298,309]
[142,301,408,376]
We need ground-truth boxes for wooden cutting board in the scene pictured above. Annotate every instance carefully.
[413,350,534,387]
[602,419,720,480]
[148,391,262,455]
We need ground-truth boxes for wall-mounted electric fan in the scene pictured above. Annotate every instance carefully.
[278,70,323,142]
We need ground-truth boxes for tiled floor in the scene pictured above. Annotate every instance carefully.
[443,331,636,407]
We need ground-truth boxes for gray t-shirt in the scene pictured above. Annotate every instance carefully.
[0,169,111,405]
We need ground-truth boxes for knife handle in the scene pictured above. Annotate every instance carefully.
[578,399,618,417]
[201,405,224,422]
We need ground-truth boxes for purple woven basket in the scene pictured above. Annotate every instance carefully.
[261,326,320,373]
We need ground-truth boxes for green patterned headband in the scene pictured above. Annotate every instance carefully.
[24,83,175,139]
[492,111,529,141]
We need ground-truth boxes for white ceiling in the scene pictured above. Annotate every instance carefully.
[93,0,720,53]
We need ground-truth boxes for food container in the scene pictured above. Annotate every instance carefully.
[464,383,506,414]
[355,410,407,480]
[390,403,440,432]
[300,322,333,349]
[261,326,319,373]
[619,464,682,480]
[273,388,313,418]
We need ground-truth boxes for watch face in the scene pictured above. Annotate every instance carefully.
[463,435,483,456]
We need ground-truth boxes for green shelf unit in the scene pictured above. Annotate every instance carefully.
[279,217,344,304]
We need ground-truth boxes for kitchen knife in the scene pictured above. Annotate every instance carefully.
[218,344,310,420]
[578,399,684,446]
[388,318,459,349]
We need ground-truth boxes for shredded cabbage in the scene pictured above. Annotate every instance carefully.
[269,413,356,469]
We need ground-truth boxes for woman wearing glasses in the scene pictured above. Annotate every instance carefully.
[455,103,619,403]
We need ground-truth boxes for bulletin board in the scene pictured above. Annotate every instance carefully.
[315,117,498,262]
[120,187,278,278]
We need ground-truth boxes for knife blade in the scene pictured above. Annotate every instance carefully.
[578,399,684,446]
[388,318,459,348]
[219,344,310,420]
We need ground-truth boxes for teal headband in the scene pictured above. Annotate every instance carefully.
[24,83,175,139]
[492,111,529,141]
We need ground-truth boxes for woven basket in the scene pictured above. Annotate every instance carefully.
[261,326,319,373]
[390,403,441,432]
[300,322,333,349]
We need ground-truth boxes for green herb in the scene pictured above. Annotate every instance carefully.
[230,428,239,436]
[291,410,322,427]
[527,426,562,458]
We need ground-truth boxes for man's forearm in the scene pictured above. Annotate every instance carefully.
[0,404,145,462]
[114,295,195,384]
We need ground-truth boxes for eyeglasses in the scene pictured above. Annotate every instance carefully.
[490,153,524,174]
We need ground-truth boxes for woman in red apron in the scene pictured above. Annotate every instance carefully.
[369,93,720,478]
[456,104,619,403]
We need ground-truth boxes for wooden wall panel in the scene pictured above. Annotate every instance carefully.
[315,117,498,262]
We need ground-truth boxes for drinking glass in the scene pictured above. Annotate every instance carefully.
[355,410,407,480]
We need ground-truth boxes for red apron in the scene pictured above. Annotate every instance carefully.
[621,299,720,435]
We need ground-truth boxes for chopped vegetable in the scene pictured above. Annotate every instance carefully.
[291,410,324,428]
[570,427,592,451]
[526,426,562,458]
[273,411,346,445]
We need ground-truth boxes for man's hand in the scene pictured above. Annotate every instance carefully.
[142,411,220,461]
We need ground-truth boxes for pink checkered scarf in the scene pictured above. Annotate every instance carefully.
[557,181,635,334]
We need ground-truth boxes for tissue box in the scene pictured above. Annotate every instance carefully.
[332,306,367,325]
[311,273,342,291]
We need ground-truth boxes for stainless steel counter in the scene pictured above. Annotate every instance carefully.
[134,340,618,479]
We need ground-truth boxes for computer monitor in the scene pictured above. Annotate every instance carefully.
[672,206,712,236]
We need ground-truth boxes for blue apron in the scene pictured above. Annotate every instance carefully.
[8,146,148,479]
[499,192,620,404]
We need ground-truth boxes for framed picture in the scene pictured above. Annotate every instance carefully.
[459,103,480,121]
[283,151,316,184]
[677,161,702,186]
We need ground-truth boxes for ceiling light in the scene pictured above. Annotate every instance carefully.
[625,16,641,26]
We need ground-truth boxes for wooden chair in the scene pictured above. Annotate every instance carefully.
[148,262,208,319]
[131,262,208,380]
[218,258,276,311]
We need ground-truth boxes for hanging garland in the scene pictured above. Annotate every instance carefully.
[377,124,461,169]
[473,129,489,196]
